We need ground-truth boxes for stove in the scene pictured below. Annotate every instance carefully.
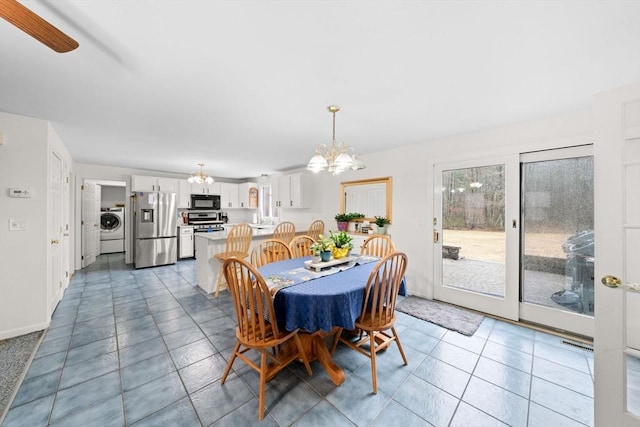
[187,211,225,232]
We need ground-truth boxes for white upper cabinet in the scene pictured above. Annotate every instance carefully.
[273,172,304,208]
[191,182,220,195]
[238,182,257,208]
[178,180,191,209]
[220,183,239,209]
[131,175,178,192]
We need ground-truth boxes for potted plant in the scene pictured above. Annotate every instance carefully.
[335,213,351,231]
[310,234,334,262]
[374,216,391,234]
[329,230,354,259]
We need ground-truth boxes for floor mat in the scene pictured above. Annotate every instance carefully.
[396,296,484,336]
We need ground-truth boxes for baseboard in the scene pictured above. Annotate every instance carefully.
[0,321,50,341]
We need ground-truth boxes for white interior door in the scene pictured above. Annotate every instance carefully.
[81,181,99,267]
[48,151,63,314]
[61,163,70,288]
[593,83,640,426]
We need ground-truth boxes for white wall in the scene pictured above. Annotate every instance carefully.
[0,113,52,338]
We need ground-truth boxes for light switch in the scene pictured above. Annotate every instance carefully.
[9,219,27,231]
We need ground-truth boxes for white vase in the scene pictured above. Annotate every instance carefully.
[377,225,387,234]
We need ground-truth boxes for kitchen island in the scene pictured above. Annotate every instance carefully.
[195,224,307,294]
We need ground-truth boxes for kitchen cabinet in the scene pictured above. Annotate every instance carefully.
[220,183,239,209]
[238,182,257,208]
[131,175,178,192]
[178,180,191,208]
[273,172,304,208]
[178,226,194,258]
[191,182,220,195]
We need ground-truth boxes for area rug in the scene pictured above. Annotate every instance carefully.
[0,330,43,417]
[396,296,484,336]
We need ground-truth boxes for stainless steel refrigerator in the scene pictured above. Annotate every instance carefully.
[133,192,177,268]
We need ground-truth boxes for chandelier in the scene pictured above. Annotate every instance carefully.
[187,163,214,184]
[307,105,365,174]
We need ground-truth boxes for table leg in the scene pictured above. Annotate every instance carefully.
[293,330,345,386]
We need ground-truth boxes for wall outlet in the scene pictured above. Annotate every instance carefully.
[9,219,27,231]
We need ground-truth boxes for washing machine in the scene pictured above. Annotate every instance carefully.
[100,207,125,253]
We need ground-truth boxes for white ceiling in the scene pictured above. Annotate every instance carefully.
[1,1,639,179]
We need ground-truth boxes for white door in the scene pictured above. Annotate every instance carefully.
[433,155,520,320]
[61,164,70,288]
[81,181,99,267]
[48,151,63,314]
[593,83,640,426]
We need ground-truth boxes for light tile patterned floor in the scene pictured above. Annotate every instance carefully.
[1,254,594,426]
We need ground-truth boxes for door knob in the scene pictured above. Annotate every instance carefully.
[51,239,59,244]
[601,275,622,288]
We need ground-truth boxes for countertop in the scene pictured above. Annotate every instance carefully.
[194,223,309,242]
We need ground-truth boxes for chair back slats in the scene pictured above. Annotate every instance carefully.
[360,252,407,327]
[307,220,324,242]
[360,235,396,258]
[225,223,253,256]
[250,239,292,268]
[289,235,316,258]
[273,221,296,244]
[223,257,280,345]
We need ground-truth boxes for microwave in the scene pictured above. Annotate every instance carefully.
[190,194,221,210]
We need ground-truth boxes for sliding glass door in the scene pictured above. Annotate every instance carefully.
[433,156,520,320]
[519,146,594,337]
[433,147,594,336]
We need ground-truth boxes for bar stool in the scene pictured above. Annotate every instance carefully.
[214,223,253,298]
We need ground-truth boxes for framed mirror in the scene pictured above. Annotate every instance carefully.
[340,177,392,221]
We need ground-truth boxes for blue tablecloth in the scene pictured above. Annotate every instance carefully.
[258,256,406,333]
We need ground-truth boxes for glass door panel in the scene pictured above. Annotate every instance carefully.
[519,146,594,337]
[434,156,519,320]
[442,165,506,297]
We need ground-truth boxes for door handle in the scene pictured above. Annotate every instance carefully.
[433,229,439,243]
[601,275,622,288]
[63,233,70,237]
[51,239,59,244]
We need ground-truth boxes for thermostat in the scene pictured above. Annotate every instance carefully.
[8,188,32,198]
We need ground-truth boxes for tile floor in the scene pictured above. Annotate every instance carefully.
[1,253,595,426]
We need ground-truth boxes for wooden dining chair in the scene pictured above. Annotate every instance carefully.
[360,235,396,258]
[214,223,253,298]
[250,238,292,268]
[273,221,296,243]
[307,220,324,241]
[221,257,312,420]
[330,252,408,394]
[289,235,316,258]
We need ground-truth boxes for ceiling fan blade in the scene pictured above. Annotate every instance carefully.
[0,0,78,52]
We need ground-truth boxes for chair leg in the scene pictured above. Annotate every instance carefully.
[370,333,378,394]
[391,327,408,365]
[214,267,225,298]
[221,341,240,384]
[258,349,268,420]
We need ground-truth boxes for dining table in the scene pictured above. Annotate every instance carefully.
[258,255,405,385]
